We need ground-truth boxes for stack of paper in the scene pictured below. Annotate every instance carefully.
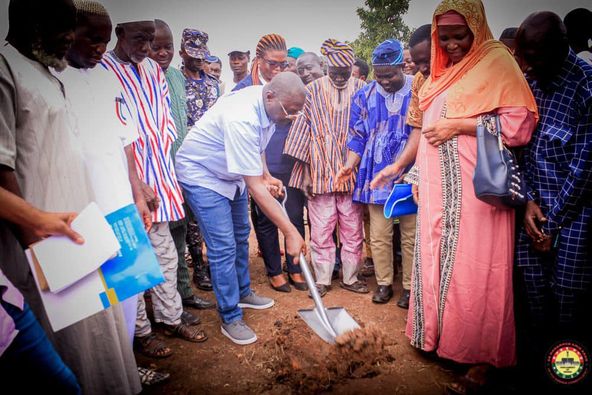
[27,202,164,332]
[29,202,120,292]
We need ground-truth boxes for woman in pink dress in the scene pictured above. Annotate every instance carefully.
[404,0,538,392]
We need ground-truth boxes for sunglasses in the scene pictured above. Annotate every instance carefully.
[277,98,304,121]
[262,57,289,70]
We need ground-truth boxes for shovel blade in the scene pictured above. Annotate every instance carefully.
[298,307,360,344]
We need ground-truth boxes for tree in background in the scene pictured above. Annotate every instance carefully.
[350,0,412,74]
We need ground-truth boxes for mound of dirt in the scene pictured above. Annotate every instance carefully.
[261,315,395,393]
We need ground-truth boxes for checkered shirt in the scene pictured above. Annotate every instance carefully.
[516,50,592,291]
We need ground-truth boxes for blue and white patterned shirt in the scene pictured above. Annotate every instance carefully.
[348,77,413,204]
[523,50,592,235]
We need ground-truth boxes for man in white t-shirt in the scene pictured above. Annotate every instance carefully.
[176,72,306,345]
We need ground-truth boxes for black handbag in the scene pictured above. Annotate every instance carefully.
[473,114,527,209]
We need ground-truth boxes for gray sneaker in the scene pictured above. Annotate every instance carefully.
[237,291,275,310]
[221,320,257,345]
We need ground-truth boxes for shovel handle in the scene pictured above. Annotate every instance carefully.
[275,187,337,338]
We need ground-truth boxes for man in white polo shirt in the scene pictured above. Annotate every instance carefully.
[175,72,306,345]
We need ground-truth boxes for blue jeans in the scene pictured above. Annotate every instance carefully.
[181,183,251,324]
[0,301,80,393]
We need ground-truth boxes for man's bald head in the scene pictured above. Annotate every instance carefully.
[263,72,306,124]
[516,11,569,85]
[154,19,172,34]
[518,12,567,48]
[296,52,324,85]
[297,52,321,65]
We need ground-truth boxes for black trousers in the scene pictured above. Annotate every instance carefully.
[251,172,306,276]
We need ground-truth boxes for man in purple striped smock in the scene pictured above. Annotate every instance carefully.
[284,39,367,298]
[102,19,206,358]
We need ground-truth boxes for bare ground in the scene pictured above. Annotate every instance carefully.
[138,230,466,395]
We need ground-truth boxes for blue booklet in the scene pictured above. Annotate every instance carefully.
[99,204,164,308]
[383,184,418,218]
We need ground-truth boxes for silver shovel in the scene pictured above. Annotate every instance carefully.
[277,187,360,344]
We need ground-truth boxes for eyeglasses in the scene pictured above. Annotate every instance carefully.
[262,57,289,70]
[277,98,303,121]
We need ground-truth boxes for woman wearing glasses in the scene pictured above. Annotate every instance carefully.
[232,33,289,91]
[233,34,309,293]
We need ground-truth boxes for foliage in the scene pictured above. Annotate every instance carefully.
[350,0,412,70]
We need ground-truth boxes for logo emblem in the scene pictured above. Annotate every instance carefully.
[546,341,589,384]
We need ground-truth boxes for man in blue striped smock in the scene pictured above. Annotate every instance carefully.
[336,39,417,307]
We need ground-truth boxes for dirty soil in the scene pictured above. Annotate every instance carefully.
[138,230,467,394]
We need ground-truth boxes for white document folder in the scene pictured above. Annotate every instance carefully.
[29,202,120,293]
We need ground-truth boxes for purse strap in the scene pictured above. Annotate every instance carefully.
[494,115,504,151]
[480,114,504,152]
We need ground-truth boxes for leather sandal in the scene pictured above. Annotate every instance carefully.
[134,333,173,359]
[164,323,208,343]
[339,280,369,294]
[446,365,490,395]
[138,367,170,386]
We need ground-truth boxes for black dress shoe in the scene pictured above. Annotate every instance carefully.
[182,295,215,310]
[270,280,291,293]
[190,246,213,291]
[269,273,291,293]
[193,270,213,291]
[181,310,200,326]
[397,289,410,309]
[372,285,394,304]
[288,274,308,291]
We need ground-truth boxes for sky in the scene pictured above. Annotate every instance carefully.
[0,0,589,83]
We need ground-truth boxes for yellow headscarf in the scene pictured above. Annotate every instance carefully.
[419,0,538,121]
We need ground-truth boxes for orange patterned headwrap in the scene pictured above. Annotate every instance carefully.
[418,0,538,120]
[250,33,287,85]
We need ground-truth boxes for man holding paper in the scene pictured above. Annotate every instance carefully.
[175,72,307,345]
[0,0,140,393]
